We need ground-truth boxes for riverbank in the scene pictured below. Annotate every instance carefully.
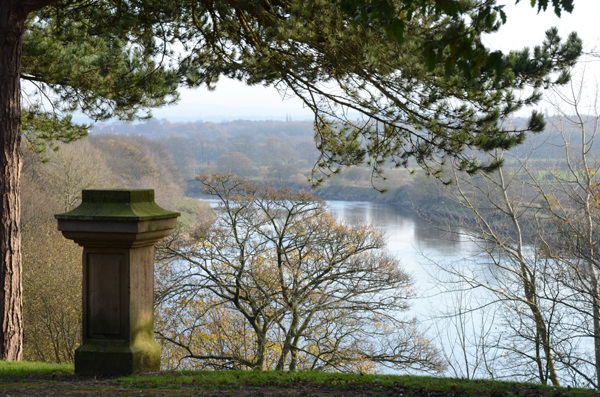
[186,175,467,222]
[313,184,468,221]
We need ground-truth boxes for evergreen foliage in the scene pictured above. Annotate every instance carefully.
[21,1,181,155]
[179,0,582,180]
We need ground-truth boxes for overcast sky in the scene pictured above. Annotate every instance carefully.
[150,1,600,123]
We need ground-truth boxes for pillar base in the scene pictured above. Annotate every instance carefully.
[75,339,161,376]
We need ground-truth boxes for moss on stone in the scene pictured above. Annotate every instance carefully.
[55,189,180,222]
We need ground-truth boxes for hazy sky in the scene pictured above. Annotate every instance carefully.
[150,2,600,123]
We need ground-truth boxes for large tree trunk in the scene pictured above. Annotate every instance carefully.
[0,2,26,361]
[0,0,58,362]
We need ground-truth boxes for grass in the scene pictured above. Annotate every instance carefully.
[0,361,599,396]
[118,371,597,395]
[0,360,72,377]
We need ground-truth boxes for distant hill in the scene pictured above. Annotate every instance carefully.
[91,119,314,140]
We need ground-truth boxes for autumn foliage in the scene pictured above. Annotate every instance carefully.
[155,174,443,372]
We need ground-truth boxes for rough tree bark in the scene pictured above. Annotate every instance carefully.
[0,0,57,360]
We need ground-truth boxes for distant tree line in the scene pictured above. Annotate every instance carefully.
[90,118,600,215]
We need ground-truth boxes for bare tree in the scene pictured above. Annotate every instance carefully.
[37,140,114,211]
[428,74,600,388]
[156,174,444,372]
[428,152,561,386]
[430,289,501,380]
[528,75,600,387]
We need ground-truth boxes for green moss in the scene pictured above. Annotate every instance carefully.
[75,339,161,376]
[55,189,180,221]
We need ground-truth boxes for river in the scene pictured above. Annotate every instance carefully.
[326,200,503,378]
[325,200,482,312]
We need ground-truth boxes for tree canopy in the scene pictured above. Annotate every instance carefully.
[178,0,581,180]
[21,1,180,157]
[156,174,443,372]
[20,0,584,176]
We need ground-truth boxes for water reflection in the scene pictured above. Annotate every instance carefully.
[325,200,472,261]
[324,200,489,316]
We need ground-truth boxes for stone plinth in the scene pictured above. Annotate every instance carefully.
[56,189,179,376]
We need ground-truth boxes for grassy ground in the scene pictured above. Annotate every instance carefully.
[0,361,599,396]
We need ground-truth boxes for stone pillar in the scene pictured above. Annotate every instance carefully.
[55,189,179,376]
